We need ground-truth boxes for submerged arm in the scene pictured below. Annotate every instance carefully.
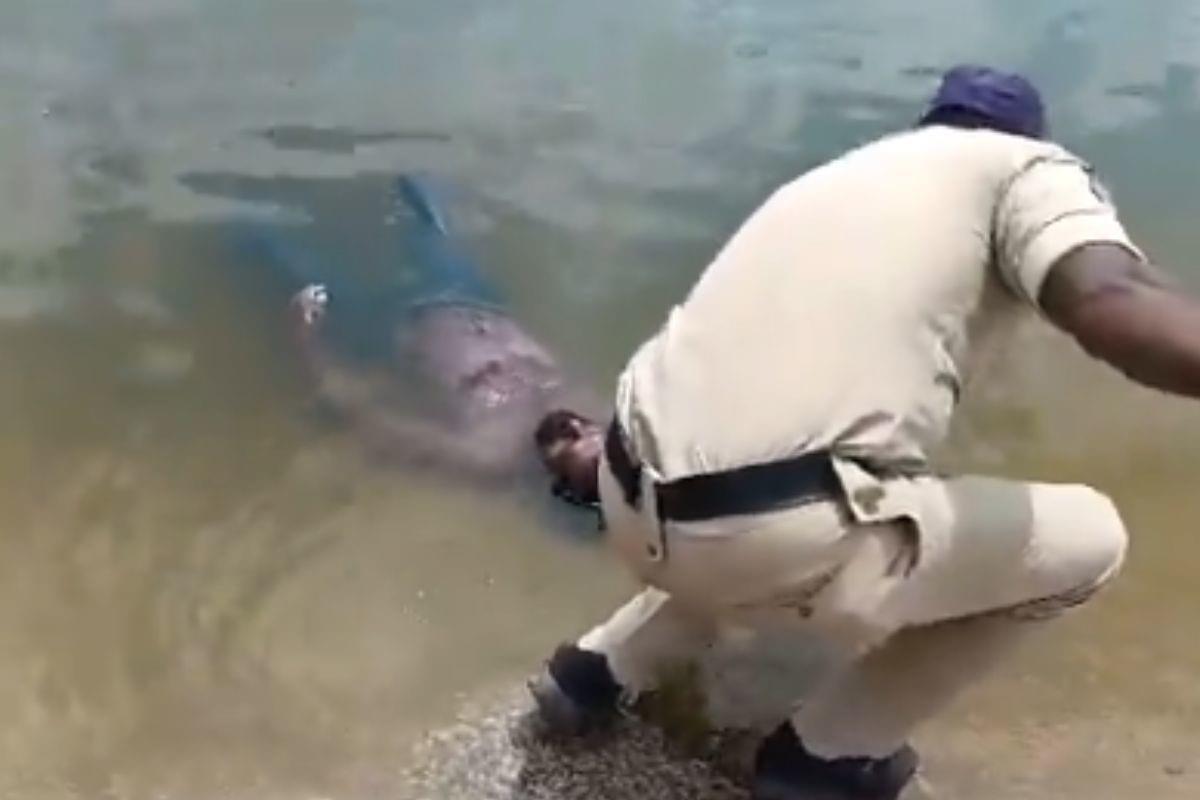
[354,409,514,479]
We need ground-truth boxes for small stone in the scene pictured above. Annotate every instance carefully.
[1164,763,1186,777]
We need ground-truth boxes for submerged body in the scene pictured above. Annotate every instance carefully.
[284,176,587,480]
[411,305,562,425]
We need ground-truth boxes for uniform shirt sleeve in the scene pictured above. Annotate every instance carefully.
[994,152,1143,307]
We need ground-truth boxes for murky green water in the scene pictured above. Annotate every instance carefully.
[3,1,1200,798]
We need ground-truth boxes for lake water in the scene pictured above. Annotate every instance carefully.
[2,2,1200,798]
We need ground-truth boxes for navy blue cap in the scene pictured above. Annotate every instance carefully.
[920,65,1047,139]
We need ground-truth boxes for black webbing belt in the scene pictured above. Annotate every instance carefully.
[604,420,843,523]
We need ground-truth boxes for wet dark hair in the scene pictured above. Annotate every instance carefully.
[534,409,589,449]
[535,409,603,512]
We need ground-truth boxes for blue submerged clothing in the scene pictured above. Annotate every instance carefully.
[243,174,504,360]
[389,175,505,314]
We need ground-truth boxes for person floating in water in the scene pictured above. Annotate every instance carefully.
[286,175,597,483]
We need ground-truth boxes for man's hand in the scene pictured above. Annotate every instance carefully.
[1041,243,1200,397]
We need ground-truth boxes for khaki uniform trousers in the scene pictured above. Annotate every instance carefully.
[577,453,1128,759]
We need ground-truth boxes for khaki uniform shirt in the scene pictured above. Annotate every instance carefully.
[616,126,1140,482]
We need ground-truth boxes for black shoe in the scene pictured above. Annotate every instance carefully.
[528,643,622,737]
[753,723,918,800]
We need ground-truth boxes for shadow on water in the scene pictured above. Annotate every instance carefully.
[251,125,453,155]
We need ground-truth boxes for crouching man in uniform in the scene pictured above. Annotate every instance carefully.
[530,66,1200,800]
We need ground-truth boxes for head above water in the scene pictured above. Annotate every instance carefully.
[535,409,604,507]
[919,65,1047,140]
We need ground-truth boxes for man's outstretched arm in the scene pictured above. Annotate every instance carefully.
[1041,243,1200,397]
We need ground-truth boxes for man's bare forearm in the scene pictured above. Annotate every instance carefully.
[1071,282,1200,396]
[1043,244,1200,398]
